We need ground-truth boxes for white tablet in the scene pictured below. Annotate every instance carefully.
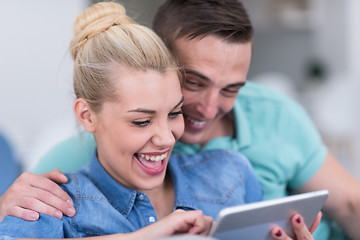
[209,190,329,240]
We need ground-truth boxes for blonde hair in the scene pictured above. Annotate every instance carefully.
[70,2,176,113]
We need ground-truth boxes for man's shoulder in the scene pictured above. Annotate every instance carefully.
[237,81,307,118]
[239,81,295,104]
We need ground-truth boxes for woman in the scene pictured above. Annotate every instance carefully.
[0,2,317,240]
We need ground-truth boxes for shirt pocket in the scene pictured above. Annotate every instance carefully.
[181,150,247,204]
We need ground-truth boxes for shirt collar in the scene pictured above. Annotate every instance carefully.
[174,98,252,152]
[88,151,138,217]
[232,96,251,148]
[168,156,200,211]
[88,150,199,216]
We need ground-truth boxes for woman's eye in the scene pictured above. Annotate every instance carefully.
[169,111,183,119]
[132,120,151,127]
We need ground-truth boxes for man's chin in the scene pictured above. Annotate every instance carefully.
[179,131,204,145]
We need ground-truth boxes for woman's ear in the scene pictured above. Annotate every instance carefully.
[74,98,96,133]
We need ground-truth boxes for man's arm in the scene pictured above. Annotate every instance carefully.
[0,132,96,222]
[300,152,360,239]
[0,169,75,222]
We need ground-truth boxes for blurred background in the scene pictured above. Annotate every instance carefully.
[0,0,359,182]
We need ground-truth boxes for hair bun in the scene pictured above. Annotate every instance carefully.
[70,2,134,59]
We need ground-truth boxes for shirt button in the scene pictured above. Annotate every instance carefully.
[149,216,156,223]
[138,194,144,200]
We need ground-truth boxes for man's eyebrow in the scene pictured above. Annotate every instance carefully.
[184,69,210,82]
[127,96,184,114]
[184,68,246,88]
[227,81,246,88]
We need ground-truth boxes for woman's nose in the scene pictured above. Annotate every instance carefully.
[152,124,176,148]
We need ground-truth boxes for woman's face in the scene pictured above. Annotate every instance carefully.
[92,66,184,191]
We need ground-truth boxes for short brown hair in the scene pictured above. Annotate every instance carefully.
[153,0,253,52]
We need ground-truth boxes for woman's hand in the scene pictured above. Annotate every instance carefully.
[0,169,75,222]
[136,209,214,239]
[270,212,322,240]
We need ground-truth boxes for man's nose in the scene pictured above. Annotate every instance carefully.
[199,90,218,119]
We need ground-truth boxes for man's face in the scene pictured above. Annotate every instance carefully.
[173,35,252,146]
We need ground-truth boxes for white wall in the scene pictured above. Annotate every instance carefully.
[1,0,359,176]
[243,0,360,179]
[0,0,89,170]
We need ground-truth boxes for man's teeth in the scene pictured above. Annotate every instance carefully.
[139,153,167,162]
[187,117,206,126]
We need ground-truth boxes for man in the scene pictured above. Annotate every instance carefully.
[0,1,359,239]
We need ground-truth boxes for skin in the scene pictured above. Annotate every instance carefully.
[4,66,215,239]
[173,35,360,238]
[271,213,321,240]
[76,66,185,219]
[173,35,250,146]
[0,34,338,240]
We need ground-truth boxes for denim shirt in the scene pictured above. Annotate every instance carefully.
[0,149,263,239]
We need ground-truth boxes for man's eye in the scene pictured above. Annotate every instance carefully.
[169,110,183,119]
[221,88,241,97]
[186,80,200,86]
[184,79,204,90]
[132,120,151,127]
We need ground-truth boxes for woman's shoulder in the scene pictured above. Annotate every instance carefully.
[170,150,253,200]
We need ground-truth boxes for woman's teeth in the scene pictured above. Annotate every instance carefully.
[139,153,167,162]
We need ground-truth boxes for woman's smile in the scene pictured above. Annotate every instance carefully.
[135,150,170,176]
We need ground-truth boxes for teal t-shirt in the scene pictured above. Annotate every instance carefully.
[33,81,337,239]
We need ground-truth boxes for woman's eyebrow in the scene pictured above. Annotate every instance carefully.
[127,109,155,114]
[127,97,184,114]
[172,96,184,110]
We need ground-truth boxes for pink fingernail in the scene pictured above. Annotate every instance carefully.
[275,230,282,237]
[29,212,39,220]
[67,207,76,216]
[54,210,62,219]
[296,216,301,224]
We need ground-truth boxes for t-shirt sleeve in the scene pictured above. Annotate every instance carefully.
[282,98,327,188]
[31,131,96,174]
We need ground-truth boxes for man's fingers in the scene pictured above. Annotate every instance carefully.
[20,190,75,218]
[3,172,75,219]
[6,206,40,221]
[31,177,74,207]
[41,169,68,184]
[24,172,74,206]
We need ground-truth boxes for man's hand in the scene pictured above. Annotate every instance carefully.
[0,169,75,222]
